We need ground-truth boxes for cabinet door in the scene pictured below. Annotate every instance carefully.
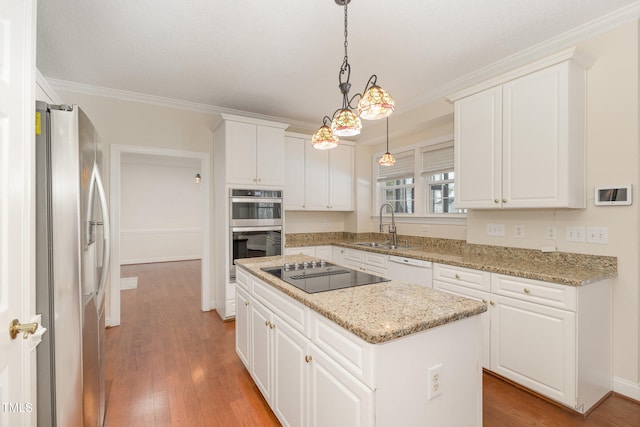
[235,286,251,369]
[491,294,576,406]
[250,299,273,403]
[226,120,258,184]
[257,126,286,186]
[502,62,572,208]
[332,247,346,266]
[305,145,330,210]
[454,86,503,208]
[314,246,333,262]
[309,344,373,427]
[284,136,307,209]
[433,280,491,369]
[273,314,309,427]
[328,144,354,210]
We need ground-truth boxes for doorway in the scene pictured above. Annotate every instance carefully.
[109,145,211,326]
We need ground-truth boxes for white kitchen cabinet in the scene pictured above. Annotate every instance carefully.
[285,133,355,211]
[433,263,611,414]
[433,264,491,368]
[235,285,251,368]
[342,248,388,276]
[216,114,289,186]
[250,297,274,403]
[451,51,588,209]
[308,343,374,427]
[314,246,333,262]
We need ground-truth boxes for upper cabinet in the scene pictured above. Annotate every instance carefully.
[284,134,355,211]
[449,48,592,209]
[215,114,289,187]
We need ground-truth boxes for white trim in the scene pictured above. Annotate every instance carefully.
[400,1,640,111]
[46,78,311,130]
[35,68,64,104]
[220,113,290,129]
[613,376,640,401]
[370,215,466,226]
[121,255,202,265]
[109,145,212,326]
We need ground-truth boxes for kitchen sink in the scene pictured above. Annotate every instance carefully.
[351,242,419,250]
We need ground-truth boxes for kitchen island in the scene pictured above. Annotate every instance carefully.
[234,255,486,427]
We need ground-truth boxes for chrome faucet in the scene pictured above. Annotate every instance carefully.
[379,203,398,248]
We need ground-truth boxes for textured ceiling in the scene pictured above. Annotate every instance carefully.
[37,0,639,134]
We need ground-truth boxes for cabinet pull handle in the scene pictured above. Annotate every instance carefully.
[523,288,530,294]
[494,199,499,203]
[265,320,270,327]
[489,301,495,306]
[269,323,275,330]
[502,199,507,203]
[305,355,312,363]
[455,274,460,279]
[482,299,487,304]
[244,301,249,306]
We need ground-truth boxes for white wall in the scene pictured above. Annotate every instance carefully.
[120,153,203,264]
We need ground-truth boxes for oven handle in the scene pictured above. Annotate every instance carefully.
[230,197,283,204]
[231,226,283,232]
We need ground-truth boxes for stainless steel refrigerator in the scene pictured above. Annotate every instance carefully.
[35,101,110,427]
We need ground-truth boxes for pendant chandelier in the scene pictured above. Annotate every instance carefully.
[379,117,396,166]
[311,0,395,150]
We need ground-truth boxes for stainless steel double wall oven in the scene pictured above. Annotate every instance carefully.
[229,189,283,280]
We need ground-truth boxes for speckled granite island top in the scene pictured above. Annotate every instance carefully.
[235,255,487,344]
[286,232,618,286]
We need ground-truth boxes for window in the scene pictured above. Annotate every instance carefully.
[376,151,415,214]
[421,142,466,215]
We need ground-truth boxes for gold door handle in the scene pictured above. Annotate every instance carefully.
[489,301,495,306]
[265,320,270,327]
[269,322,275,330]
[524,288,530,294]
[9,319,38,340]
[305,355,312,363]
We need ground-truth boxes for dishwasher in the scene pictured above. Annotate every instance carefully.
[386,255,433,287]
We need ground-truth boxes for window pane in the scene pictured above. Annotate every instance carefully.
[382,175,415,214]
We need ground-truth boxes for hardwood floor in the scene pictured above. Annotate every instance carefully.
[107,260,640,426]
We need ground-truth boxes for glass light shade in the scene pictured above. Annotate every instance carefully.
[357,85,395,120]
[311,125,339,150]
[378,152,396,166]
[331,109,362,136]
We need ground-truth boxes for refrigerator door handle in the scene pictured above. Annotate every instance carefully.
[93,164,111,294]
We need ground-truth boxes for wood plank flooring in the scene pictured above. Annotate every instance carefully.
[107,260,640,426]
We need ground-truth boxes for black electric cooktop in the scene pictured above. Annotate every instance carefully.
[261,261,389,294]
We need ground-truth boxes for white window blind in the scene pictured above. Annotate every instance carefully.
[377,150,415,181]
[421,142,454,174]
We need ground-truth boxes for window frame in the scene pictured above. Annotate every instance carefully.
[372,135,466,224]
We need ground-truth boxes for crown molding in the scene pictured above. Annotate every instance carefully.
[399,1,640,110]
[45,78,314,130]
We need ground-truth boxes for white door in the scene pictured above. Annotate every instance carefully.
[0,0,37,426]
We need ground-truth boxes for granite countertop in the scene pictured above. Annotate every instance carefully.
[285,232,618,286]
[235,255,487,345]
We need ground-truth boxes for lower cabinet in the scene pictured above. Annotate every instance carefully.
[284,245,333,262]
[236,275,374,427]
[433,263,611,414]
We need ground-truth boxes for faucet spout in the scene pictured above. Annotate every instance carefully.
[379,203,397,247]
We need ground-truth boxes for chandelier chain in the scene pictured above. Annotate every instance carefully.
[343,2,348,62]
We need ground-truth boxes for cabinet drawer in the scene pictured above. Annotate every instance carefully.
[364,252,387,269]
[433,264,491,292]
[310,312,374,388]
[252,277,310,335]
[236,267,250,292]
[491,274,576,311]
[344,249,364,264]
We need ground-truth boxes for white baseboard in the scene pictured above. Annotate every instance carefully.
[121,276,138,290]
[121,255,201,265]
[613,376,640,401]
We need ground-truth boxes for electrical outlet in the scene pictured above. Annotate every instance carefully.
[514,225,525,238]
[546,226,557,240]
[486,223,505,237]
[586,226,608,244]
[565,226,586,243]
[427,364,443,400]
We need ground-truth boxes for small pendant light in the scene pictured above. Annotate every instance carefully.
[379,117,396,166]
